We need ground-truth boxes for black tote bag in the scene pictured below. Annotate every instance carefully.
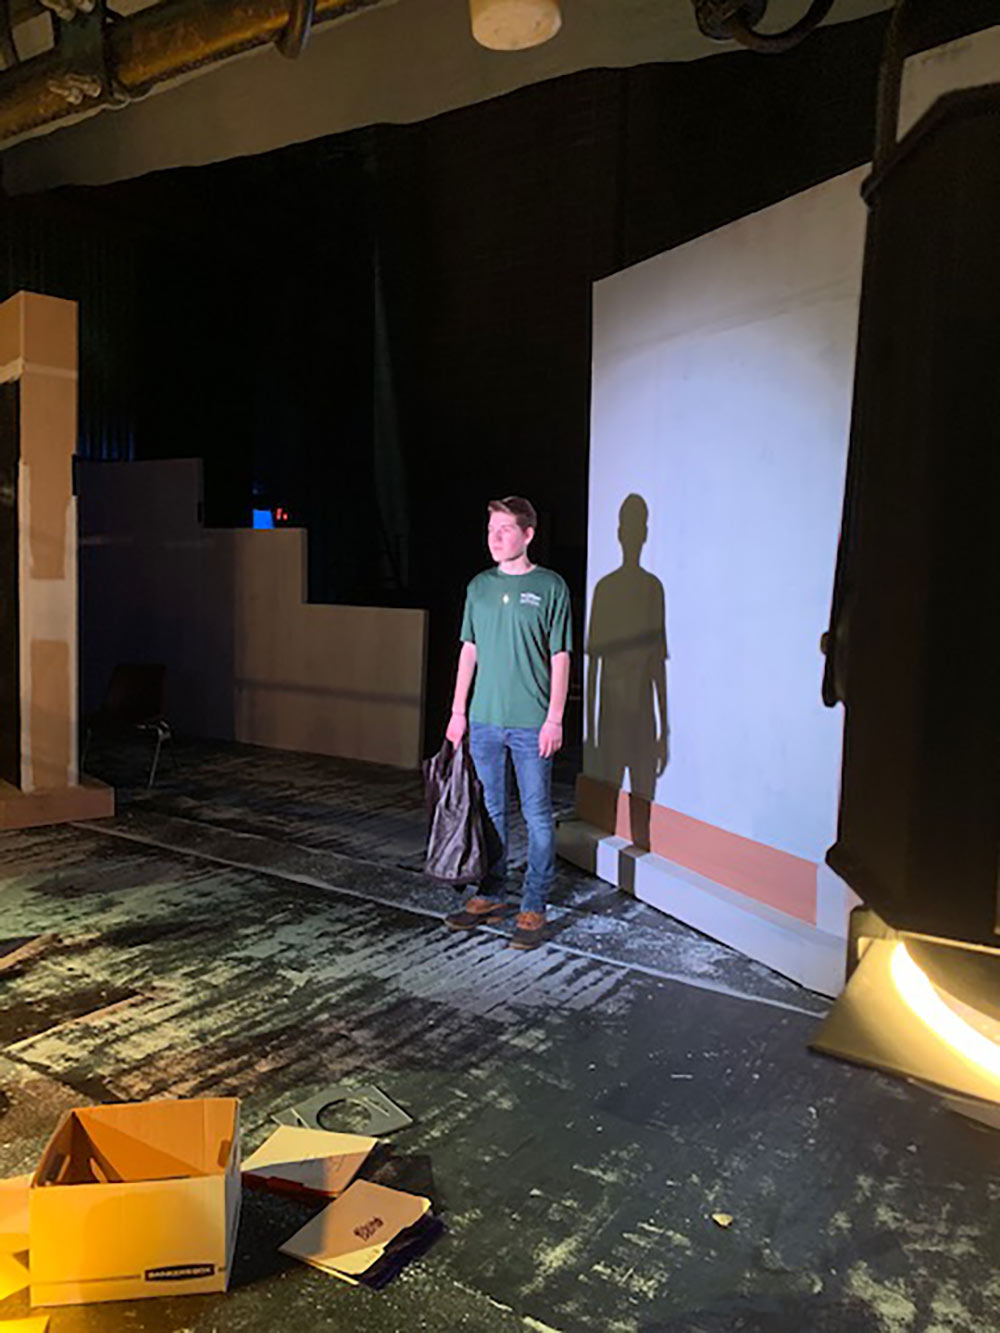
[422,737,488,886]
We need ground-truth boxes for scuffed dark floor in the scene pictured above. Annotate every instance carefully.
[0,738,998,1332]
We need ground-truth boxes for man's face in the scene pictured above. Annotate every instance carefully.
[488,512,532,564]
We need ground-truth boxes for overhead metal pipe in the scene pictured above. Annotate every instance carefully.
[0,0,391,147]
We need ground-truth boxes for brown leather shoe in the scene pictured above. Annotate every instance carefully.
[445,897,510,930]
[508,910,546,950]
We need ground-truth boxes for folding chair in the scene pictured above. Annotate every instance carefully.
[82,663,173,788]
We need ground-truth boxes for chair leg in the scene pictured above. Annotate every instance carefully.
[148,732,164,788]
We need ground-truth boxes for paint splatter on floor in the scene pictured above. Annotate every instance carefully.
[0,739,997,1332]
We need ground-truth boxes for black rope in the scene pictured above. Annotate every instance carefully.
[0,0,18,71]
[277,0,317,58]
[727,0,835,54]
[872,0,919,173]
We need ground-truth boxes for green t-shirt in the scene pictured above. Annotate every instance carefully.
[460,566,572,729]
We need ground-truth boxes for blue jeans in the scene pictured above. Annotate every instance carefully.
[468,723,555,915]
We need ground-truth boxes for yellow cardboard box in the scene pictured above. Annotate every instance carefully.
[29,1098,241,1308]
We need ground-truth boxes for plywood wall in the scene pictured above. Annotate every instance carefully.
[79,459,426,769]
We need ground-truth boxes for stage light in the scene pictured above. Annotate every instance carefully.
[469,0,561,51]
[811,935,1000,1107]
[891,943,1000,1080]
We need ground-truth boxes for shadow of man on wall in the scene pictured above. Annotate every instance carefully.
[586,494,669,881]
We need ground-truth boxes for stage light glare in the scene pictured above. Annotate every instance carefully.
[891,942,1000,1080]
[469,0,561,51]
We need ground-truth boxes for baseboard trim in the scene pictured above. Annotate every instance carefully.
[558,818,847,998]
[0,777,114,829]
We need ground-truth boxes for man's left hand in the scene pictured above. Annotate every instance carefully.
[539,721,563,758]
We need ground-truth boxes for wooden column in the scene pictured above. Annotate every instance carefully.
[0,291,113,828]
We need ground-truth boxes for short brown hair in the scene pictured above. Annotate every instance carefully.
[488,496,537,532]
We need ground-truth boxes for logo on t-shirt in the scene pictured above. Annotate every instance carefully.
[520,592,542,607]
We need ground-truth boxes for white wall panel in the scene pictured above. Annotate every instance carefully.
[587,169,867,862]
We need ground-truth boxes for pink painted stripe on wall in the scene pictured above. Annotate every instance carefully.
[575,774,818,925]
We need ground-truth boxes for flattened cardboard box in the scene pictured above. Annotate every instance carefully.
[29,1098,241,1308]
[279,1179,430,1284]
[0,1249,30,1302]
[241,1126,376,1199]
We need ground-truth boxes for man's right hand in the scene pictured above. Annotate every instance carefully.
[445,712,467,746]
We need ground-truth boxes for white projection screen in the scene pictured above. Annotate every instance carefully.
[586,168,868,870]
[571,27,999,994]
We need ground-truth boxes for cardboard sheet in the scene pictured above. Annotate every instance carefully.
[0,1177,30,1253]
[242,1126,376,1198]
[0,1319,49,1332]
[0,1252,29,1303]
[283,1084,413,1136]
[279,1179,430,1280]
[0,937,54,974]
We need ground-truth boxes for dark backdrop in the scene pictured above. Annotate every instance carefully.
[0,3,992,753]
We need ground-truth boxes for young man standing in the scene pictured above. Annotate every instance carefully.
[444,496,572,950]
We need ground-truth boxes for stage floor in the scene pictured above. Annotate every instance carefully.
[0,738,996,1331]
